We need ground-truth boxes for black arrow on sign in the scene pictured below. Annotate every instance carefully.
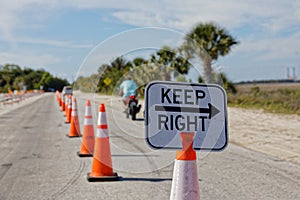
[154,103,220,119]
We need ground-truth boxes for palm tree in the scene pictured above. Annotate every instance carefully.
[181,22,238,83]
[132,57,147,67]
[150,46,191,81]
[110,56,132,71]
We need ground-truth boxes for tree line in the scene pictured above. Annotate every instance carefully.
[75,22,238,95]
[0,64,69,93]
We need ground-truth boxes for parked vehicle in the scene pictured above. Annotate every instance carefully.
[62,86,73,96]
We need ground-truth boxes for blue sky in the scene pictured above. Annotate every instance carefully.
[0,0,300,83]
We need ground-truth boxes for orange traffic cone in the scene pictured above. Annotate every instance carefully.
[87,103,119,181]
[66,97,81,138]
[59,93,63,107]
[77,100,95,157]
[65,95,72,124]
[56,90,60,104]
[170,132,200,200]
[61,94,65,112]
[64,95,69,116]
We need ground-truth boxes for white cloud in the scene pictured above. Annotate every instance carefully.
[234,29,300,62]
[77,0,300,66]
[1,0,299,38]
[105,0,300,33]
[0,0,297,32]
[0,51,61,67]
[14,37,93,49]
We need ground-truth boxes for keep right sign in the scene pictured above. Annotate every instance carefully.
[145,81,228,151]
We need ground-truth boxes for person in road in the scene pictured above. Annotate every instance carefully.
[119,77,137,105]
[119,77,141,112]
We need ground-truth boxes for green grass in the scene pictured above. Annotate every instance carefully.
[228,86,300,115]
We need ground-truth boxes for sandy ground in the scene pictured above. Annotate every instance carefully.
[228,107,300,165]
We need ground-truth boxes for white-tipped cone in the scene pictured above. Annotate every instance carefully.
[170,160,200,200]
[170,132,200,200]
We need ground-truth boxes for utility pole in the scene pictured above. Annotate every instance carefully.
[293,67,297,80]
[287,67,297,81]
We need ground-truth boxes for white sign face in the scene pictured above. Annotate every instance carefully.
[145,81,228,151]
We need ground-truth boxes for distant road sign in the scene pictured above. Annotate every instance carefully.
[103,77,112,86]
[145,81,228,151]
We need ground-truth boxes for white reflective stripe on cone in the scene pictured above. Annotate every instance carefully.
[72,100,77,110]
[71,109,77,116]
[85,106,92,116]
[96,128,108,138]
[84,117,93,125]
[97,112,107,126]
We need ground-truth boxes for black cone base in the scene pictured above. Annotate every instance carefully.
[66,134,81,138]
[87,173,120,182]
[77,151,93,157]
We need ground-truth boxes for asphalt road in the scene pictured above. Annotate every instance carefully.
[0,93,299,200]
